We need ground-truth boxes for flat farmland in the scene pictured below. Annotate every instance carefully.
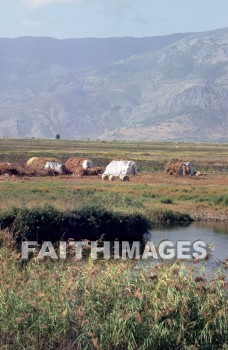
[0,138,227,221]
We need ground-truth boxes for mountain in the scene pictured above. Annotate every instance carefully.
[0,28,227,141]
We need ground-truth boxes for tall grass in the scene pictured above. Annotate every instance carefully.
[0,234,227,350]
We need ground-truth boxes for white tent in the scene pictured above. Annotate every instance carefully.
[82,159,94,169]
[44,162,65,174]
[103,160,137,177]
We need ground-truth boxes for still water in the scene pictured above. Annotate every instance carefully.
[148,222,228,268]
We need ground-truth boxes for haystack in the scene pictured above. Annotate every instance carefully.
[165,158,183,176]
[65,157,94,174]
[165,159,195,176]
[26,157,59,170]
[26,157,38,166]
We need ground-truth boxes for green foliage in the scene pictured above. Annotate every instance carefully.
[0,205,151,242]
[177,194,193,201]
[195,195,228,206]
[212,195,228,206]
[142,192,158,198]
[147,208,192,224]
[160,197,174,204]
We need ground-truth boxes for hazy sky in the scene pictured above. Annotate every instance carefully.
[0,0,228,38]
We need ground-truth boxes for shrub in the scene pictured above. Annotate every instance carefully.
[161,197,173,204]
[213,195,228,206]
[147,208,192,224]
[0,205,151,242]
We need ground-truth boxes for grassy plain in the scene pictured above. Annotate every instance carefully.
[0,138,227,221]
[0,138,228,173]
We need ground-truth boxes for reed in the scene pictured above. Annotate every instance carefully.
[0,235,227,350]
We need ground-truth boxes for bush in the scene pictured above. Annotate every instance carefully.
[0,205,151,242]
[147,208,192,224]
[213,195,228,206]
[161,197,173,204]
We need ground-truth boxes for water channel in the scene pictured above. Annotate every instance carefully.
[145,222,228,271]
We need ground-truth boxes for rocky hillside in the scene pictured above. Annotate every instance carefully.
[0,28,227,141]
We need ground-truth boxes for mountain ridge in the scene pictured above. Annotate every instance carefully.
[0,27,227,141]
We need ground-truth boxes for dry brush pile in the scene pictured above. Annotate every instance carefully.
[0,157,102,177]
[165,158,184,176]
[0,162,53,177]
[65,157,102,176]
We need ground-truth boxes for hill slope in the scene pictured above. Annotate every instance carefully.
[0,28,227,141]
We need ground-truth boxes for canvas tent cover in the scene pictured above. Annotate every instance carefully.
[104,160,137,177]
[182,161,195,176]
[165,159,195,176]
[44,162,65,174]
[82,160,94,169]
